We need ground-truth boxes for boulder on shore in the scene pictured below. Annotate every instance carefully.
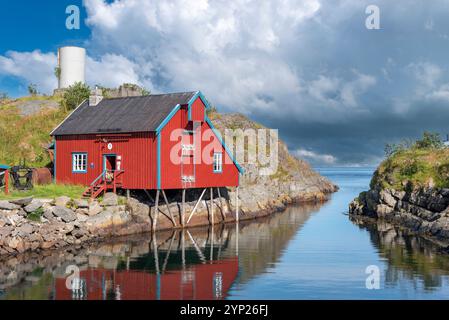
[0,201,20,210]
[55,196,71,207]
[52,206,77,222]
[24,200,44,213]
[102,193,118,206]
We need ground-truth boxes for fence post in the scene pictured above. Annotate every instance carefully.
[5,169,9,195]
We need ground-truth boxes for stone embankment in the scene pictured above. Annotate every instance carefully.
[0,178,337,257]
[349,186,449,245]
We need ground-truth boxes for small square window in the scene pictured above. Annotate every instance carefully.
[213,152,222,173]
[72,153,87,173]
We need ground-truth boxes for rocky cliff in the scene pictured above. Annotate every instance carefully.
[210,112,338,210]
[349,146,449,247]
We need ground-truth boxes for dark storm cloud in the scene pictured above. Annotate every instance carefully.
[245,0,449,166]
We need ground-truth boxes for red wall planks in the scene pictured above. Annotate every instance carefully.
[159,105,239,189]
[55,95,240,190]
[55,132,157,189]
[190,97,205,122]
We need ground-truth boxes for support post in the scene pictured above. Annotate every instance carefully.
[144,189,155,202]
[152,232,161,300]
[161,190,176,226]
[181,230,186,268]
[4,169,9,195]
[236,186,239,223]
[152,190,160,232]
[210,223,214,262]
[236,220,239,256]
[217,187,226,221]
[186,188,207,225]
[162,231,176,273]
[126,189,130,200]
[187,230,206,263]
[181,189,186,227]
[113,171,117,194]
[210,187,214,226]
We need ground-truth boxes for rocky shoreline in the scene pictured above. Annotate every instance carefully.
[0,179,336,258]
[0,109,338,258]
[349,186,449,248]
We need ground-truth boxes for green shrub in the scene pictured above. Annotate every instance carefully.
[28,84,38,96]
[62,82,90,110]
[415,132,443,149]
[384,132,443,158]
[400,160,420,177]
[54,66,61,81]
[27,207,44,222]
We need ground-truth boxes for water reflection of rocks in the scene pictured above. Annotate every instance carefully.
[0,202,322,300]
[351,217,449,291]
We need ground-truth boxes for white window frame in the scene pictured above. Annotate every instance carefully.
[72,153,88,173]
[213,152,223,173]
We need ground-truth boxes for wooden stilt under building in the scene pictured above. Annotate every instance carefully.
[152,190,160,232]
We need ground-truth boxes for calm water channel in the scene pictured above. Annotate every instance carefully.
[2,167,449,299]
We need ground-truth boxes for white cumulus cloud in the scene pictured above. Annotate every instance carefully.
[0,50,57,93]
[0,50,142,94]
[294,148,337,165]
[83,0,321,113]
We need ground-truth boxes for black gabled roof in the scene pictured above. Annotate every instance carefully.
[51,91,197,136]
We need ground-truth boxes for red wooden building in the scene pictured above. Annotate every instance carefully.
[50,91,243,201]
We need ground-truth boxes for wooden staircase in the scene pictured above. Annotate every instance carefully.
[83,170,124,199]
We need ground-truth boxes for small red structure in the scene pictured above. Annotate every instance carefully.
[0,165,9,195]
[51,91,243,200]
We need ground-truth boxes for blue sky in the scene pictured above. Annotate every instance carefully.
[0,1,89,96]
[1,0,449,166]
[0,1,89,54]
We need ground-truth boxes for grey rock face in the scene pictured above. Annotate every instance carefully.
[379,189,396,208]
[88,201,103,216]
[55,196,71,207]
[52,206,77,222]
[9,197,33,206]
[43,208,55,220]
[24,200,44,213]
[112,211,131,226]
[17,209,27,217]
[74,199,89,208]
[127,198,150,223]
[102,193,118,206]
[17,224,34,236]
[0,201,20,210]
[349,186,449,242]
[86,210,114,230]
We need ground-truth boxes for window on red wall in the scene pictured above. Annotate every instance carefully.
[72,153,87,173]
[213,152,222,173]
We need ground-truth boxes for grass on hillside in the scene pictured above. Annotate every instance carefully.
[371,147,449,190]
[0,96,69,167]
[0,184,85,200]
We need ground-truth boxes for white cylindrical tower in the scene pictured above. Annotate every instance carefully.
[57,46,86,89]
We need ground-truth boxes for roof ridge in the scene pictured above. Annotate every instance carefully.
[100,91,198,102]
[51,91,201,136]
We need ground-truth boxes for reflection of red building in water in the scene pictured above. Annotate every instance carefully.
[55,258,238,300]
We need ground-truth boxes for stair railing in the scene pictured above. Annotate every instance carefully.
[89,171,106,196]
[86,169,125,198]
